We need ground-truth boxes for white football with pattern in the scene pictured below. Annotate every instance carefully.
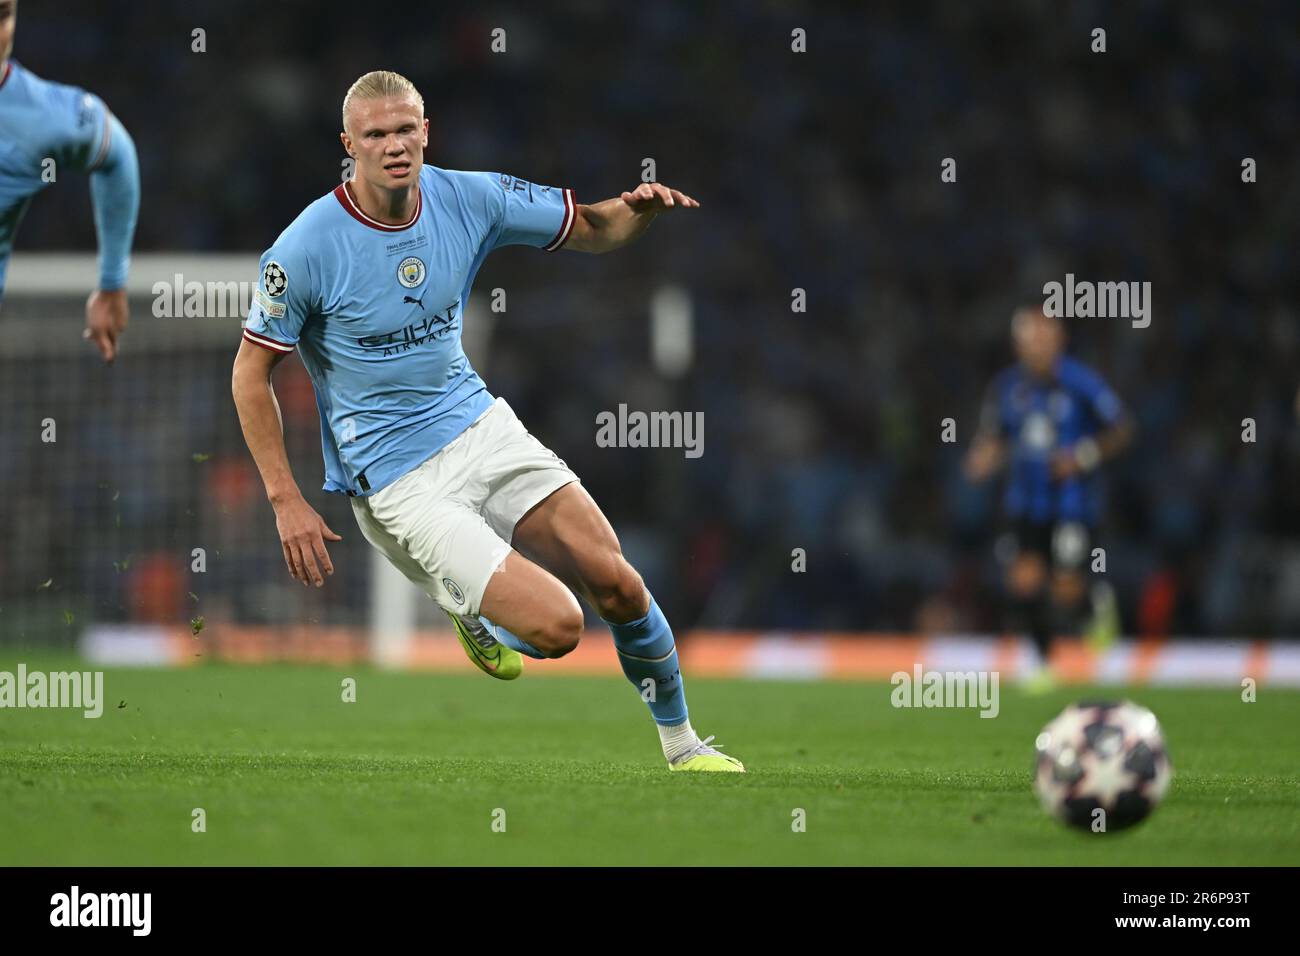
[1034,700,1172,831]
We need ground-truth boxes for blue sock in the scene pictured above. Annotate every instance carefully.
[483,617,547,659]
[605,593,688,726]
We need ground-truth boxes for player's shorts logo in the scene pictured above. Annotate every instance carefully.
[1051,522,1088,568]
[263,261,288,298]
[397,256,426,289]
[442,578,466,606]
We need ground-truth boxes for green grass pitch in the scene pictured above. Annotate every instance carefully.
[1,657,1297,865]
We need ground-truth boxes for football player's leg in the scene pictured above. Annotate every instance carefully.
[512,483,646,621]
[1048,569,1086,631]
[1049,524,1118,652]
[1082,579,1120,652]
[350,493,515,676]
[509,483,742,771]
[511,483,676,704]
[1047,522,1105,648]
[1051,566,1118,653]
[478,550,584,659]
[407,512,581,666]
[352,478,567,678]
[1006,544,1053,688]
[472,399,739,769]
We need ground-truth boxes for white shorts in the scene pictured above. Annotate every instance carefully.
[350,397,579,617]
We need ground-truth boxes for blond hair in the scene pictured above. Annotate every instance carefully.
[342,71,424,132]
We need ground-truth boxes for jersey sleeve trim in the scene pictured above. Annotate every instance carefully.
[543,188,576,251]
[243,328,296,353]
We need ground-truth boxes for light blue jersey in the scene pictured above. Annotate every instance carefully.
[0,59,138,296]
[243,165,576,496]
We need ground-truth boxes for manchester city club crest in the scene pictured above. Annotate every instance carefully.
[397,256,426,289]
[442,578,466,606]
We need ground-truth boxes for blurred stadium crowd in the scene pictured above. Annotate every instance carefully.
[3,1,1299,639]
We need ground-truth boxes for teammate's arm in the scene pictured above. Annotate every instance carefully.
[563,182,699,254]
[82,112,140,363]
[232,340,341,587]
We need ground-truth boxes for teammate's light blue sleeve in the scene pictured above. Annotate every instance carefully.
[44,84,110,174]
[243,242,315,354]
[32,83,138,290]
[88,113,140,291]
[480,173,576,252]
[36,82,138,290]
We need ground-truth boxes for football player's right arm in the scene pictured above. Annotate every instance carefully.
[46,84,140,362]
[231,339,341,588]
[964,381,1008,481]
[82,112,140,363]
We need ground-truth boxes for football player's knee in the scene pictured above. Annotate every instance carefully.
[1008,555,1046,597]
[592,558,647,623]
[531,596,584,658]
[1051,571,1085,608]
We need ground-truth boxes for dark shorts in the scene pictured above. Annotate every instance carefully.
[1008,518,1093,571]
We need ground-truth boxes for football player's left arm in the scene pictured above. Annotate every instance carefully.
[1051,398,1136,480]
[83,112,140,363]
[563,182,699,254]
[1088,414,1136,465]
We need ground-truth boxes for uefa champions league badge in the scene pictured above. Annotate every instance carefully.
[397,256,426,289]
[263,261,288,297]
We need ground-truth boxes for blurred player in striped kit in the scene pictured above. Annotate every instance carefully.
[0,0,139,359]
[965,304,1134,691]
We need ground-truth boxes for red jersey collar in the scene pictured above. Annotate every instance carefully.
[333,179,422,231]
